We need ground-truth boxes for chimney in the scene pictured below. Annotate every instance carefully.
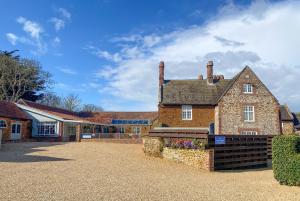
[159,61,165,87]
[206,61,213,84]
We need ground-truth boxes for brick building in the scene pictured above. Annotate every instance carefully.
[0,101,31,141]
[84,112,158,136]
[157,61,282,135]
[15,100,109,142]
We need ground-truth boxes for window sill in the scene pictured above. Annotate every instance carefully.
[244,120,255,123]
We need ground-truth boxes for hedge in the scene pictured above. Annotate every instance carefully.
[272,135,300,186]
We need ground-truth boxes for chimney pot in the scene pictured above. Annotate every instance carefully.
[159,61,165,87]
[206,61,214,84]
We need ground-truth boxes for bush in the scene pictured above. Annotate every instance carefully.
[272,135,300,186]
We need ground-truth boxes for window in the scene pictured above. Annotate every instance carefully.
[243,84,253,93]
[0,120,7,128]
[11,123,21,134]
[182,105,192,120]
[103,127,109,133]
[133,127,141,135]
[244,105,255,122]
[119,127,125,134]
[241,131,258,135]
[37,123,56,136]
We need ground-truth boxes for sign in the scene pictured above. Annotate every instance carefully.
[81,134,92,139]
[215,136,226,145]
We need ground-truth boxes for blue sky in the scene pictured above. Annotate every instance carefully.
[1,0,299,112]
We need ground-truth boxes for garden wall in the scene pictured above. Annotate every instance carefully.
[143,136,214,171]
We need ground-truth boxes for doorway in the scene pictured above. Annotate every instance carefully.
[11,123,21,140]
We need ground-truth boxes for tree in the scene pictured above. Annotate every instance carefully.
[37,92,62,108]
[62,94,81,112]
[0,51,51,102]
[81,104,103,112]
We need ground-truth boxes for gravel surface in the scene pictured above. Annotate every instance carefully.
[0,142,299,201]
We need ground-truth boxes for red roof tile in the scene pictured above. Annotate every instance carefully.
[19,100,83,121]
[82,111,158,124]
[0,101,29,120]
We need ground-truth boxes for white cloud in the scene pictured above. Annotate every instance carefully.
[92,1,300,111]
[50,18,65,31]
[6,33,17,45]
[50,8,71,32]
[17,17,43,39]
[10,16,47,55]
[52,37,61,46]
[57,66,77,75]
[57,8,71,20]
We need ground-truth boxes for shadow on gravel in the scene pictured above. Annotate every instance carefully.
[216,165,272,173]
[0,142,72,163]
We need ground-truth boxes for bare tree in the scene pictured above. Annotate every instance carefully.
[81,104,103,112]
[0,53,50,102]
[38,92,62,108]
[62,94,81,111]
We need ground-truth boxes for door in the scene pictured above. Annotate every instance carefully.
[11,123,21,140]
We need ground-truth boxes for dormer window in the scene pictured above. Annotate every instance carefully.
[243,84,253,94]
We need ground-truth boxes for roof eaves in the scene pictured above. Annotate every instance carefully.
[16,103,65,121]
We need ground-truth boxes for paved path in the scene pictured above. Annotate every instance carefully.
[0,142,299,201]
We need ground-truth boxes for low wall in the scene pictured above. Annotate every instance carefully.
[143,137,163,157]
[143,137,214,171]
[163,147,214,171]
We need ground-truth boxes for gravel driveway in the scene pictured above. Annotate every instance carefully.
[0,142,299,201]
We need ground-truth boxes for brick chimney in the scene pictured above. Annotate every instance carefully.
[159,61,165,87]
[207,61,213,84]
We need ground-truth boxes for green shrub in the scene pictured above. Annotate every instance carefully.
[272,135,300,186]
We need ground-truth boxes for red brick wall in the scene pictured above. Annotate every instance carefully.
[0,117,31,141]
[158,105,215,127]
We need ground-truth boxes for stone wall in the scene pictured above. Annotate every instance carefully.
[282,121,294,135]
[143,137,164,157]
[158,105,214,127]
[218,67,280,135]
[143,137,214,171]
[162,147,214,171]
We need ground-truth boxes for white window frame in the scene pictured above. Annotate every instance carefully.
[182,105,192,120]
[0,120,7,128]
[244,105,255,122]
[243,84,253,94]
[119,127,125,134]
[241,131,258,135]
[37,122,57,136]
[133,127,141,135]
[11,122,21,134]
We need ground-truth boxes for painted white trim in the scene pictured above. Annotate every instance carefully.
[11,122,22,140]
[244,105,255,122]
[16,103,65,121]
[16,103,109,126]
[182,105,192,120]
[0,119,7,128]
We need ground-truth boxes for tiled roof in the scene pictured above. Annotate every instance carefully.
[280,105,294,121]
[161,79,232,105]
[82,111,158,124]
[19,100,84,121]
[0,101,29,120]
